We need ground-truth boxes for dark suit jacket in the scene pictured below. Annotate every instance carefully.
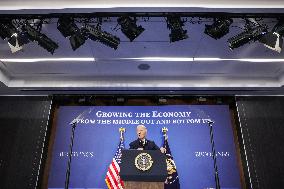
[129,139,160,150]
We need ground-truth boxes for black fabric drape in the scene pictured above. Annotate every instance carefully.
[0,96,52,189]
[236,96,284,189]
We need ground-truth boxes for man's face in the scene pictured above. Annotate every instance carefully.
[137,126,147,140]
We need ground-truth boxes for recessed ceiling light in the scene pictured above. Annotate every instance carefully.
[138,63,150,70]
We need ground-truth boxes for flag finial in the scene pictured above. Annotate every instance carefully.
[119,127,125,141]
[162,127,168,140]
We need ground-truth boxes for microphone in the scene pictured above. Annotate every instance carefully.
[207,119,214,124]
[143,139,146,146]
[139,139,147,148]
[69,107,94,125]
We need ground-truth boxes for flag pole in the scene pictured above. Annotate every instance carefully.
[208,121,221,189]
[64,122,77,189]
[162,127,168,144]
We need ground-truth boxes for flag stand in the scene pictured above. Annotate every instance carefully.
[64,122,77,189]
[208,120,221,189]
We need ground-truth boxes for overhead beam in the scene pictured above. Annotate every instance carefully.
[0,0,284,10]
[7,76,280,88]
[0,0,284,14]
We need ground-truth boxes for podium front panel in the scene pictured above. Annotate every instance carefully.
[124,181,164,189]
[120,150,167,182]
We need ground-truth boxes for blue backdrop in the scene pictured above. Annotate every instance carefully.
[48,105,242,189]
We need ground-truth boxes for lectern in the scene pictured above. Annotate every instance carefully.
[120,150,167,189]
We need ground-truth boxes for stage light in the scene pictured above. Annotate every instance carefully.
[57,17,79,37]
[84,24,120,49]
[7,32,29,47]
[69,33,86,51]
[8,33,30,53]
[117,16,145,41]
[198,97,207,102]
[117,97,125,103]
[78,97,86,103]
[57,17,86,50]
[158,98,167,104]
[259,20,284,53]
[204,18,233,39]
[0,22,17,40]
[0,21,29,52]
[23,24,59,54]
[166,16,188,42]
[228,25,267,49]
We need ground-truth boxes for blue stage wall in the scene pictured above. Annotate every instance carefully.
[48,105,241,189]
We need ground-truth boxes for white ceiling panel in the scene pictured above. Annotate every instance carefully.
[2,61,97,75]
[191,61,283,77]
[94,60,195,77]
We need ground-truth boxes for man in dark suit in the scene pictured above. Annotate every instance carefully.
[129,125,166,153]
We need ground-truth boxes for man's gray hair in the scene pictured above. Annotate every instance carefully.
[137,125,147,130]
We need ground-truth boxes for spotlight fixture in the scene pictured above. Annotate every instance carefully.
[23,23,59,54]
[166,16,188,42]
[116,97,125,103]
[0,20,29,52]
[57,17,78,37]
[57,17,86,51]
[158,98,167,104]
[0,21,17,41]
[228,20,267,49]
[259,20,284,53]
[205,18,233,39]
[84,24,120,49]
[117,16,145,41]
[7,32,30,48]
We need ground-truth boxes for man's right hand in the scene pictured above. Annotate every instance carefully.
[160,147,166,153]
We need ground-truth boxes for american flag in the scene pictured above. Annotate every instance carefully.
[164,138,180,189]
[105,140,125,189]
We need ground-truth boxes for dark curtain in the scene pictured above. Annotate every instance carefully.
[0,96,52,189]
[236,96,284,189]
